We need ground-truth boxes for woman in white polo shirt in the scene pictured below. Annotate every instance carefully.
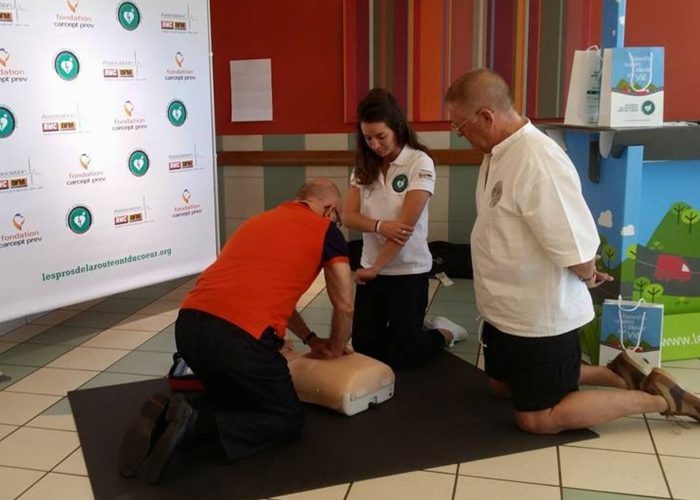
[343,88,467,369]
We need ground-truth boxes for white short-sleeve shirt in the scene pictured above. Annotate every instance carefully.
[470,122,600,337]
[350,145,435,275]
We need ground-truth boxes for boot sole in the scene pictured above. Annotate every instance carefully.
[117,394,169,477]
[146,395,194,484]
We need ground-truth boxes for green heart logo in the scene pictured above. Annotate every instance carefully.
[128,150,150,177]
[54,51,80,81]
[641,100,655,116]
[117,2,141,31]
[67,206,92,234]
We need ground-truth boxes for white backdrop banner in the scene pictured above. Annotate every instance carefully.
[0,0,218,322]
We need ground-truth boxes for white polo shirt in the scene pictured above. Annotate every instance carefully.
[471,121,599,337]
[350,145,435,275]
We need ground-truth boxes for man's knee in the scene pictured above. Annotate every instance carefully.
[488,378,511,399]
[514,409,561,435]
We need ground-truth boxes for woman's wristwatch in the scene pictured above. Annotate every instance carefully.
[302,331,318,345]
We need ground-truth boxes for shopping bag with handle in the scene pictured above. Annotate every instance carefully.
[599,297,664,366]
[564,46,603,127]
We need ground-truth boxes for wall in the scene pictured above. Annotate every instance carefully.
[625,0,700,122]
[211,0,352,135]
[218,131,478,245]
[211,0,700,134]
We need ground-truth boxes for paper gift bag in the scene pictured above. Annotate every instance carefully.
[598,47,664,127]
[564,47,603,126]
[599,298,664,367]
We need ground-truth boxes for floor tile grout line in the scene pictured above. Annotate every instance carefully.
[557,445,564,500]
[456,472,561,488]
[21,422,77,433]
[561,443,670,457]
[451,463,461,500]
[49,443,85,476]
[12,470,49,500]
[342,481,354,500]
[646,415,676,499]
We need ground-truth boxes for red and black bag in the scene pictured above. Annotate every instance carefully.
[167,352,204,392]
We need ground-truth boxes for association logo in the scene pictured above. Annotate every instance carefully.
[0,158,42,192]
[168,142,204,173]
[0,49,29,84]
[128,150,150,177]
[642,100,656,116]
[66,153,106,187]
[392,174,408,193]
[67,205,92,234]
[103,51,145,80]
[164,51,196,82]
[160,4,198,33]
[54,0,95,29]
[54,50,80,80]
[0,1,30,27]
[167,99,187,127]
[0,106,16,138]
[41,102,86,134]
[172,189,202,219]
[117,2,140,31]
[113,195,154,228]
[1,213,43,250]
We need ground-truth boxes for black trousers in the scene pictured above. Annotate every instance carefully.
[352,272,445,369]
[175,309,305,462]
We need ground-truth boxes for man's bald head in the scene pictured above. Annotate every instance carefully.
[445,68,513,113]
[295,179,342,205]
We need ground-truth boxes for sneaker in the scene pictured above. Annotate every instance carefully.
[145,394,197,484]
[607,350,653,390]
[641,368,700,422]
[431,316,468,347]
[423,316,435,331]
[117,393,170,477]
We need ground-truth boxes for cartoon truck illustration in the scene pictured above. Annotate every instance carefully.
[655,254,692,283]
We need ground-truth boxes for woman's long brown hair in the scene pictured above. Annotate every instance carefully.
[354,88,433,185]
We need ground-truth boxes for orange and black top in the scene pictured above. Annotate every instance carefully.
[181,202,349,339]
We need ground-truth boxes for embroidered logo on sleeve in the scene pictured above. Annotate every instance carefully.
[490,180,503,207]
[392,174,408,193]
[418,169,434,180]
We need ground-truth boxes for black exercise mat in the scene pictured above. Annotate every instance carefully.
[68,353,597,500]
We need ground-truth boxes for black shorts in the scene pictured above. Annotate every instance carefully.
[482,322,581,412]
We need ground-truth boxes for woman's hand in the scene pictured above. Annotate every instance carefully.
[355,267,378,285]
[378,219,414,245]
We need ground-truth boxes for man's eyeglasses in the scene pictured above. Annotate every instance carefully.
[331,208,342,228]
[324,206,342,228]
[450,109,484,133]
[450,116,472,133]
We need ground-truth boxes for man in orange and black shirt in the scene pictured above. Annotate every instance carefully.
[119,180,353,483]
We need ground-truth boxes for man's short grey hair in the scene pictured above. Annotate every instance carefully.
[445,68,513,113]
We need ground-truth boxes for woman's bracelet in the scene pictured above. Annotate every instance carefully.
[374,220,382,233]
[579,272,596,282]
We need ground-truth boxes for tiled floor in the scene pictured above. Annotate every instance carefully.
[1,276,699,500]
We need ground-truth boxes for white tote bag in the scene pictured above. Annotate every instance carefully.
[564,46,602,127]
